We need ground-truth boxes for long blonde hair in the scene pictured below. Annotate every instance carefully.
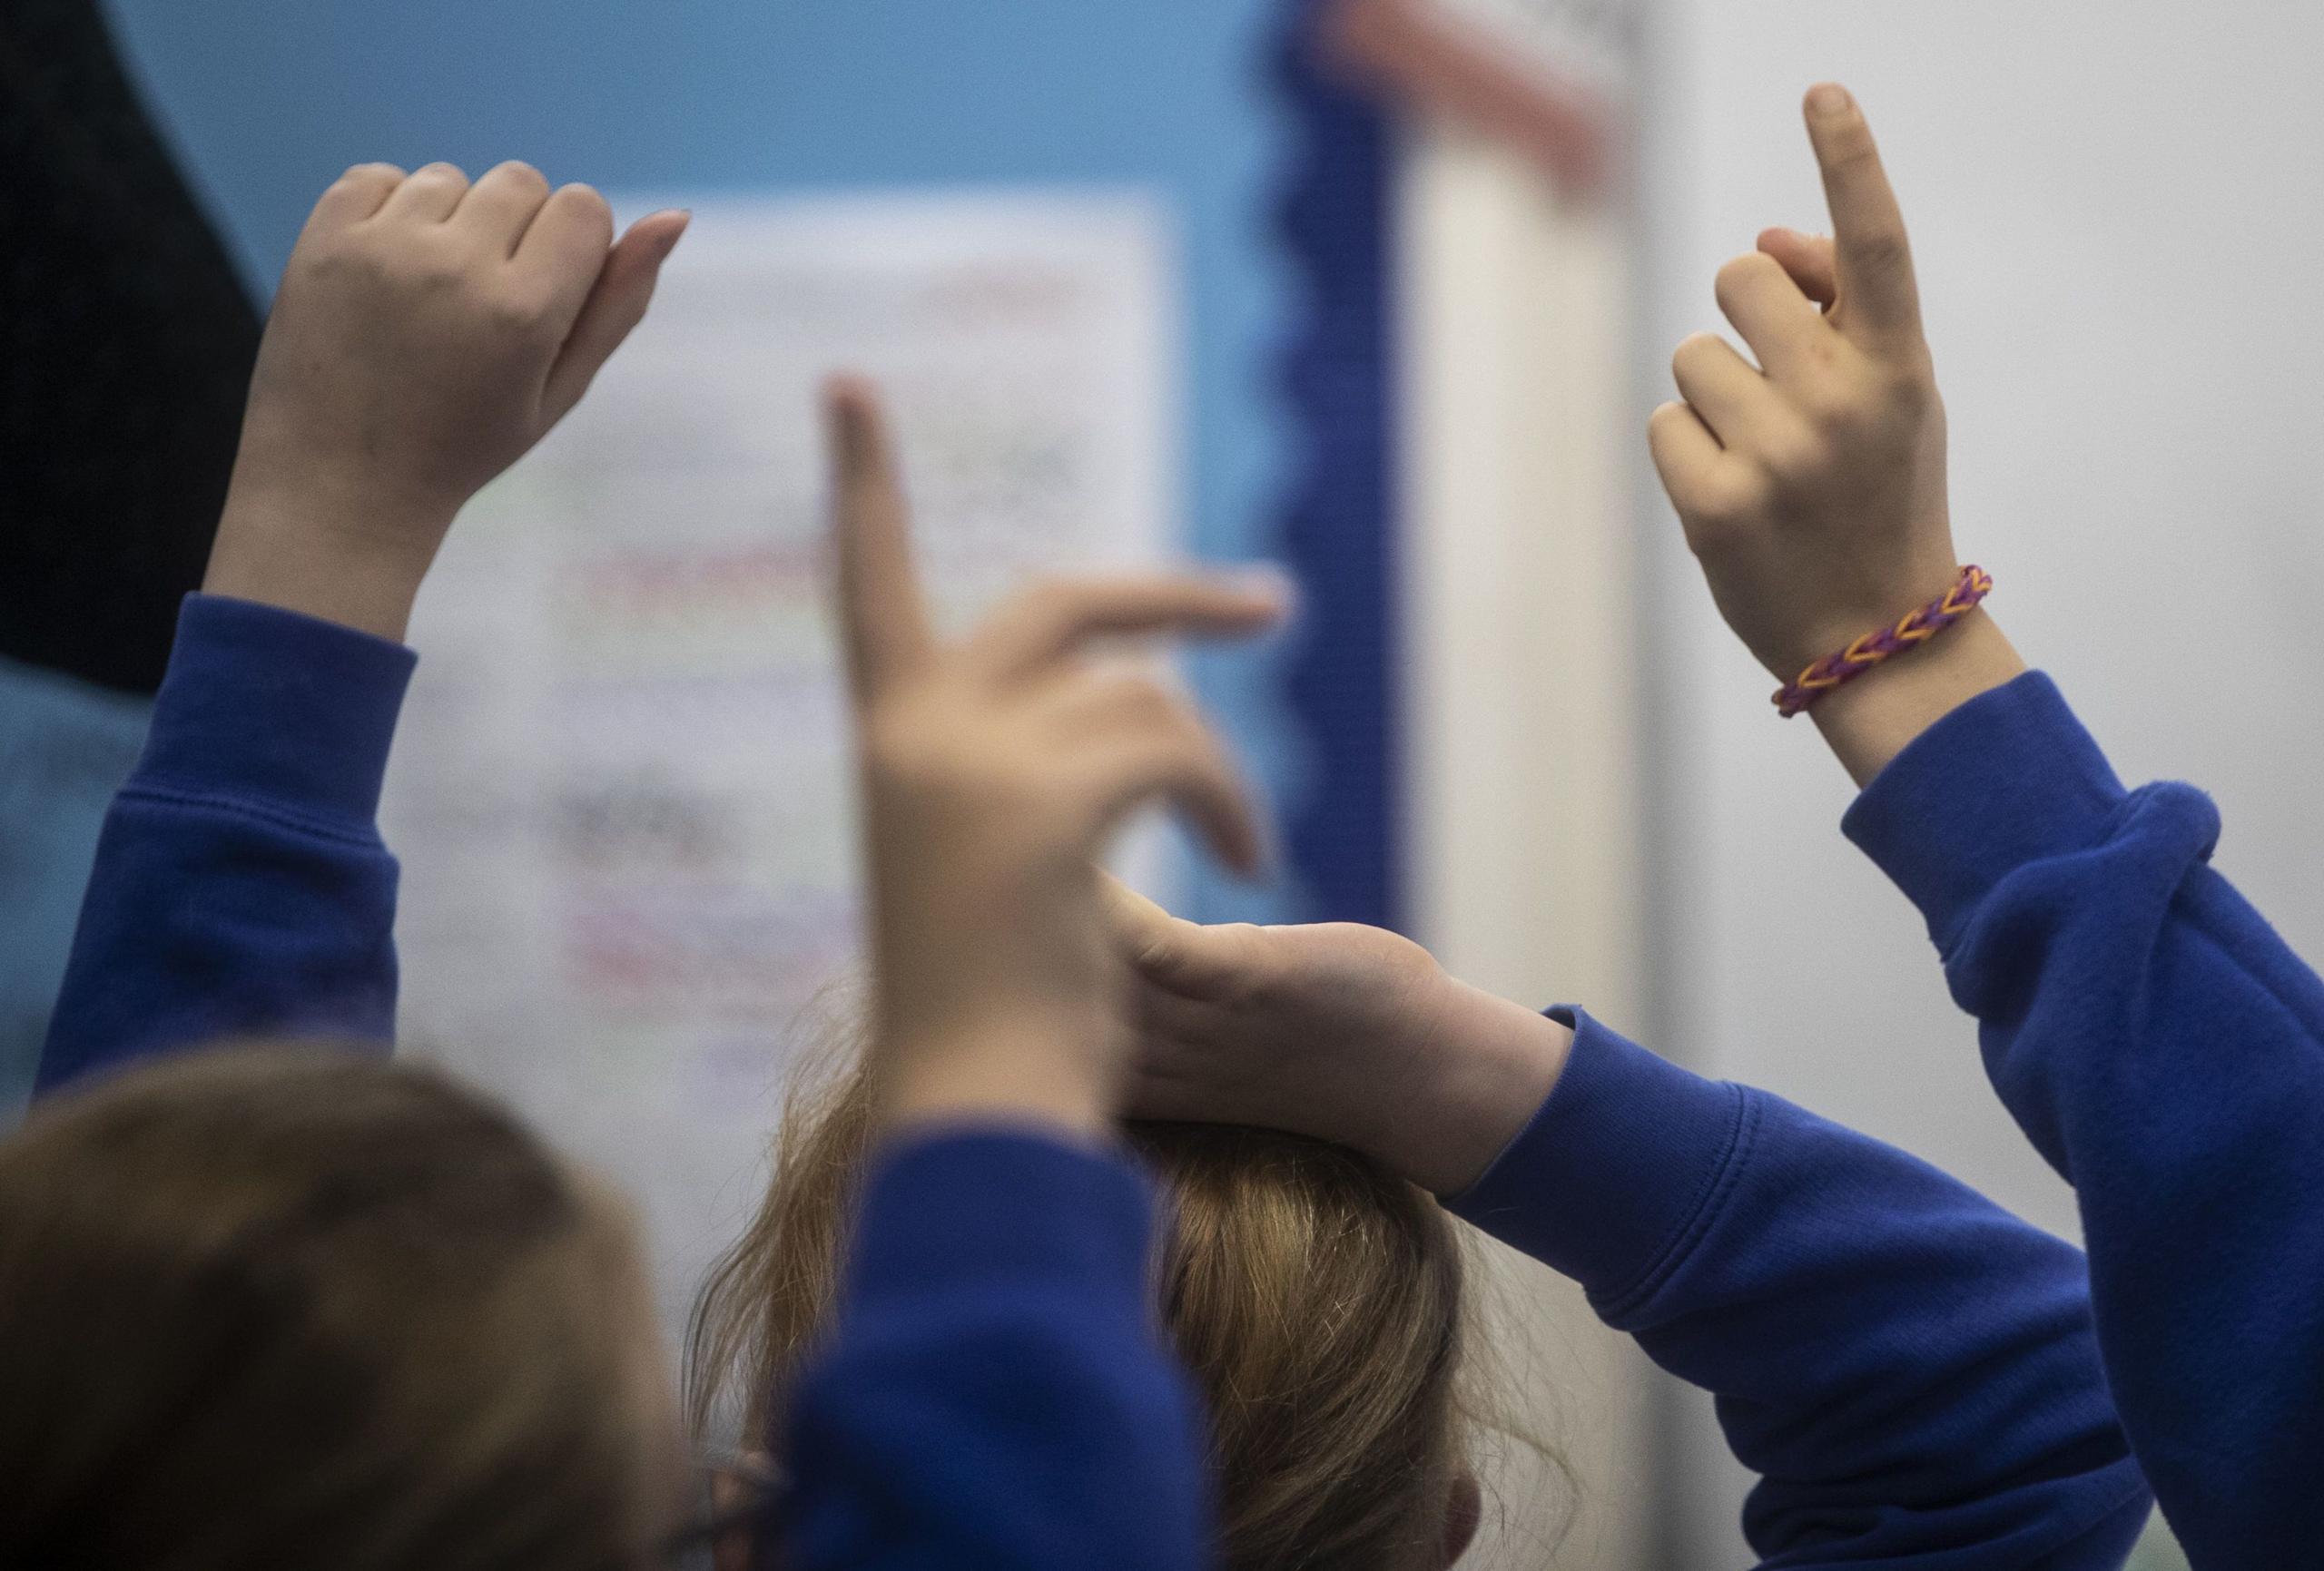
[691,1035,1479,1571]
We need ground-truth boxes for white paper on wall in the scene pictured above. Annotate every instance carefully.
[380,191,1180,1342]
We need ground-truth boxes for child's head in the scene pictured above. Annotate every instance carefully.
[694,1046,1483,1571]
[0,1046,691,1571]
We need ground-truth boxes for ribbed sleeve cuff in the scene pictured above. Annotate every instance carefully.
[133,594,417,825]
[1841,671,2127,955]
[1445,1009,1750,1306]
[846,1130,1158,1317]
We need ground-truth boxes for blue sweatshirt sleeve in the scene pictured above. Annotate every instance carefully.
[1450,1010,2150,1568]
[36,594,414,1095]
[1844,671,2324,1569]
[785,1129,1206,1571]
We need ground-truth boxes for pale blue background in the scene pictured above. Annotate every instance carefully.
[103,0,1307,923]
[0,664,148,1115]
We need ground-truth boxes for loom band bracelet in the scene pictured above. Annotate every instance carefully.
[1772,565,1993,718]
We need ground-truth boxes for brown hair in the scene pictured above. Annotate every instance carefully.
[0,1046,681,1571]
[691,1040,1478,1571]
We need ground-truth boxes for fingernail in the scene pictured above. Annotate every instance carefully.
[1807,83,1852,117]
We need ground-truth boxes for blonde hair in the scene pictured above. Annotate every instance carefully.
[0,1046,676,1571]
[692,1038,1479,1571]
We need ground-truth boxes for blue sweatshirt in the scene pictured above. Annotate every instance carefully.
[1845,673,2324,1570]
[41,595,2151,1567]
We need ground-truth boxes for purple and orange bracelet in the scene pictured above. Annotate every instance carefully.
[1773,565,1994,718]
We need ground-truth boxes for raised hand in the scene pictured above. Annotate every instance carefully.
[1650,81,1953,681]
[1649,83,2024,781]
[1108,882,1571,1195]
[828,379,1288,1139]
[206,162,690,640]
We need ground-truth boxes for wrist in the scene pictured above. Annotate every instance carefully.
[1810,610,2026,785]
[1390,978,1574,1196]
[205,486,448,643]
[873,1016,1115,1146]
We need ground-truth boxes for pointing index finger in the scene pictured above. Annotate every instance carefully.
[1802,83,1922,344]
[824,378,936,699]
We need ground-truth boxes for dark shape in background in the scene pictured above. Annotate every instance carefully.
[0,0,261,695]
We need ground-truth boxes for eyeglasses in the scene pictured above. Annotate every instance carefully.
[659,1448,789,1571]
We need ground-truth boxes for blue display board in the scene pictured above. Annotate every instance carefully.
[103,0,1394,928]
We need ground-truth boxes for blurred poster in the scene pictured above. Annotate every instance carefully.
[381,192,1178,1335]
[1328,0,1637,191]
[1423,0,1637,102]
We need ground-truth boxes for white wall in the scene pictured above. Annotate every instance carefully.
[1403,125,1657,1568]
[1644,1,2324,1557]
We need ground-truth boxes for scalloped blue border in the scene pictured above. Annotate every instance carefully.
[1273,0,1400,928]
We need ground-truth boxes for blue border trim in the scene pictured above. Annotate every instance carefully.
[1273,0,1400,928]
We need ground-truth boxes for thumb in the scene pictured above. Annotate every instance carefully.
[542,209,690,423]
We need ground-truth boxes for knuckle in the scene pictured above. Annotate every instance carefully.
[1648,401,1703,456]
[1732,468,1779,518]
[1797,331,1846,376]
[485,285,559,339]
[1797,378,1866,432]
[1683,506,1757,565]
[1713,250,1777,305]
[299,238,370,280]
[494,160,549,191]
[1759,428,1832,485]
[1826,132,1881,176]
[554,182,614,229]
[1877,359,1936,413]
[1210,923,1270,991]
[410,253,473,296]
[1669,332,1717,380]
[1699,469,1774,530]
[1851,225,1911,277]
[1680,515,1738,563]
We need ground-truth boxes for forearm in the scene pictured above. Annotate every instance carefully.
[1387,978,1574,1197]
[202,483,439,645]
[786,1131,1206,1571]
[1846,672,2324,1566]
[873,999,1117,1150]
[1450,1012,2148,1567]
[38,595,413,1095]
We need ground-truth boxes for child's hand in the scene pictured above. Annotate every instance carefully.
[206,162,690,641]
[1107,883,1572,1195]
[828,379,1288,1140]
[1651,83,1954,682]
[1649,84,2024,781]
